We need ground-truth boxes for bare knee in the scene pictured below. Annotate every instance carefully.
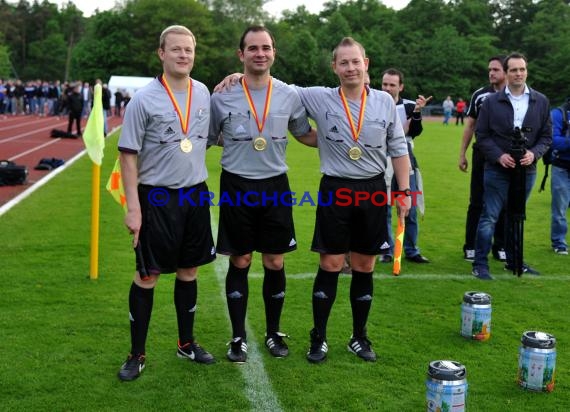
[176,267,198,282]
[261,254,284,270]
[133,272,158,288]
[230,254,252,269]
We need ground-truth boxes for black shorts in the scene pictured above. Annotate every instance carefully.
[137,183,216,275]
[216,170,297,256]
[311,174,388,255]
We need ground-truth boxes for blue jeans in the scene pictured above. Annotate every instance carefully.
[443,109,452,125]
[551,165,570,250]
[474,166,536,268]
[386,170,420,257]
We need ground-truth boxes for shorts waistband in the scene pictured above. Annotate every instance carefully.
[323,173,385,184]
[138,182,205,191]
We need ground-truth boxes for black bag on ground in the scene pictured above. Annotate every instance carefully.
[50,129,78,138]
[34,158,65,170]
[0,160,28,186]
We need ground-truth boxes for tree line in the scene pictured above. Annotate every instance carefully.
[1,0,569,104]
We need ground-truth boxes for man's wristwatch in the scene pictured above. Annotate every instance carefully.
[400,188,412,196]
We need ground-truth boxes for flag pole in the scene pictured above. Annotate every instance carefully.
[89,163,101,279]
[392,216,405,276]
[82,82,105,280]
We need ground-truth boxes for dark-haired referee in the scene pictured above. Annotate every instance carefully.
[209,25,317,363]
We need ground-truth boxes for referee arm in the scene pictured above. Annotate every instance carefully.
[391,154,412,219]
[295,127,318,147]
[458,116,476,172]
[120,151,142,247]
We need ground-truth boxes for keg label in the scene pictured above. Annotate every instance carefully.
[461,304,491,340]
[518,348,556,392]
[426,380,467,412]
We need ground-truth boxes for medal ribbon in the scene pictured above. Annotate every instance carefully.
[339,87,367,142]
[242,77,272,135]
[159,74,192,135]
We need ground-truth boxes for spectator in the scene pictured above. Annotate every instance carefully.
[458,55,507,263]
[455,97,466,125]
[549,98,570,255]
[442,95,454,125]
[472,52,551,280]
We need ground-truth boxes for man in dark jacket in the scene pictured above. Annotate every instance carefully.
[472,52,551,280]
[67,83,84,136]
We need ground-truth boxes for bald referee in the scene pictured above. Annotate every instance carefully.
[209,25,317,363]
[293,37,411,363]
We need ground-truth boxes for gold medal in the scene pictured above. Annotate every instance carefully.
[180,138,193,153]
[348,146,362,160]
[253,136,267,151]
[339,87,367,161]
[243,77,273,153]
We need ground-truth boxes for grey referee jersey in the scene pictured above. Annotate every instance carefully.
[118,77,210,188]
[293,85,407,179]
[208,78,311,180]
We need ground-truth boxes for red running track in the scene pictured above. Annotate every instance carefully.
[0,114,123,206]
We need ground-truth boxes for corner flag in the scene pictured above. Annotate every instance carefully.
[82,83,105,165]
[106,157,127,212]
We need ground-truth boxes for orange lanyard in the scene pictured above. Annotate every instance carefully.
[339,87,367,142]
[242,77,272,135]
[159,75,192,135]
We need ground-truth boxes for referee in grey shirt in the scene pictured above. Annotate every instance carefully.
[209,26,317,363]
[293,37,411,364]
[117,25,216,382]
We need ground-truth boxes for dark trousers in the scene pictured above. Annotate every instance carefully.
[68,112,81,135]
[465,145,504,250]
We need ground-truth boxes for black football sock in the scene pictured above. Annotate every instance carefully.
[263,265,286,335]
[174,278,197,345]
[226,261,250,339]
[350,270,374,337]
[129,282,154,355]
[311,267,340,340]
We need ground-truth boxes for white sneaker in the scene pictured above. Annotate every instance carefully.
[464,249,475,262]
[554,248,568,255]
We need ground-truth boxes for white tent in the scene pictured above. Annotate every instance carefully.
[108,75,154,107]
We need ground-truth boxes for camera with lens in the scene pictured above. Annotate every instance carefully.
[510,127,528,163]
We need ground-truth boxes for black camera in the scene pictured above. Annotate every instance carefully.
[510,127,528,163]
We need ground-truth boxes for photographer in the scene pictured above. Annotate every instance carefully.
[471,52,551,280]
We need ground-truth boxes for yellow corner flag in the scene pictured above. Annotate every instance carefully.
[82,83,105,165]
[83,83,105,280]
[106,157,127,212]
[392,217,405,276]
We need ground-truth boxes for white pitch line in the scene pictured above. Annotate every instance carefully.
[0,125,122,218]
[0,121,69,144]
[211,222,283,412]
[245,272,570,281]
[9,137,61,161]
[0,149,85,217]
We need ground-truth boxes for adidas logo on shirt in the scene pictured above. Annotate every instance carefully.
[235,125,247,135]
[329,125,339,133]
[165,126,176,135]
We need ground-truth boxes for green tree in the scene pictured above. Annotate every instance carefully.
[58,2,85,81]
[521,0,570,102]
[70,11,134,82]
[199,0,269,24]
[23,20,67,79]
[490,0,539,52]
[0,40,12,78]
